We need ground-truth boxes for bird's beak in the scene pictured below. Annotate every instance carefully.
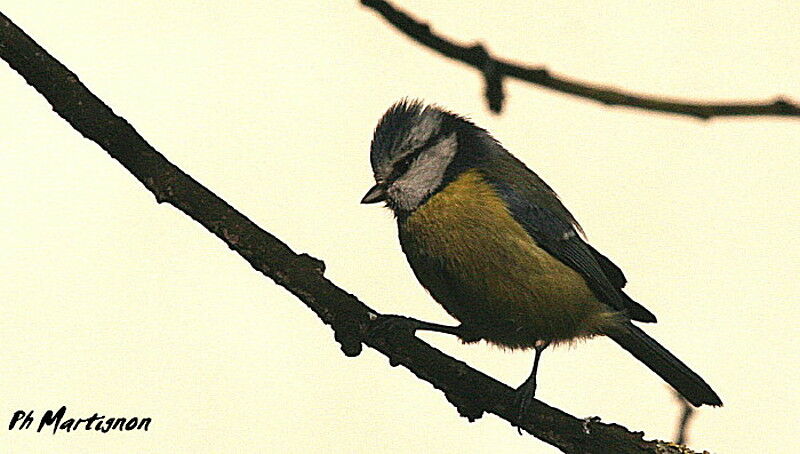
[361,183,387,204]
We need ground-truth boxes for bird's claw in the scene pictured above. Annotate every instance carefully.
[514,379,537,434]
[367,314,471,340]
[365,314,424,341]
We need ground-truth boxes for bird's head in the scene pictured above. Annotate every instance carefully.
[361,99,487,213]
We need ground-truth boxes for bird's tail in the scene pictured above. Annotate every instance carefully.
[606,322,722,407]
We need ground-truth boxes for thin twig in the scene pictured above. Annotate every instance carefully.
[1,10,707,454]
[361,0,799,119]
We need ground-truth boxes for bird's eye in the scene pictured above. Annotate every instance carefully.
[392,154,415,176]
[388,150,422,181]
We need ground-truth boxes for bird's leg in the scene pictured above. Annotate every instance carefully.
[515,340,550,433]
[367,314,479,342]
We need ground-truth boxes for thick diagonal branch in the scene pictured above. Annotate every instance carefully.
[1,11,705,454]
[362,0,799,119]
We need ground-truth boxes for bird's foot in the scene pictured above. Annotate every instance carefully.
[365,313,474,342]
[366,314,425,338]
[514,377,537,435]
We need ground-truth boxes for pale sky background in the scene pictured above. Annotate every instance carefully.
[1,1,798,453]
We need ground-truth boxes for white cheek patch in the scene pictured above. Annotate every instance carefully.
[389,132,458,211]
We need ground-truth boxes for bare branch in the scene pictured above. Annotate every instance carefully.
[361,0,799,119]
[1,10,708,454]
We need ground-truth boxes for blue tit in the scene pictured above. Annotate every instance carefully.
[361,100,722,417]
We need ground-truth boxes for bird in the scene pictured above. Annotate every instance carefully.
[360,99,722,423]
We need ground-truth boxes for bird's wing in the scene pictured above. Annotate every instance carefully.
[483,164,656,323]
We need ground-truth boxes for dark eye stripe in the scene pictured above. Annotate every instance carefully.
[389,132,444,180]
[389,152,417,180]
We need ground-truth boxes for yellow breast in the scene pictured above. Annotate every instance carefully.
[402,169,619,348]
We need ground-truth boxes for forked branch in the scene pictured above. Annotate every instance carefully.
[362,0,799,119]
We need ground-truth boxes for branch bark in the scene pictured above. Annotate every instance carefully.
[362,0,799,119]
[1,10,708,454]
